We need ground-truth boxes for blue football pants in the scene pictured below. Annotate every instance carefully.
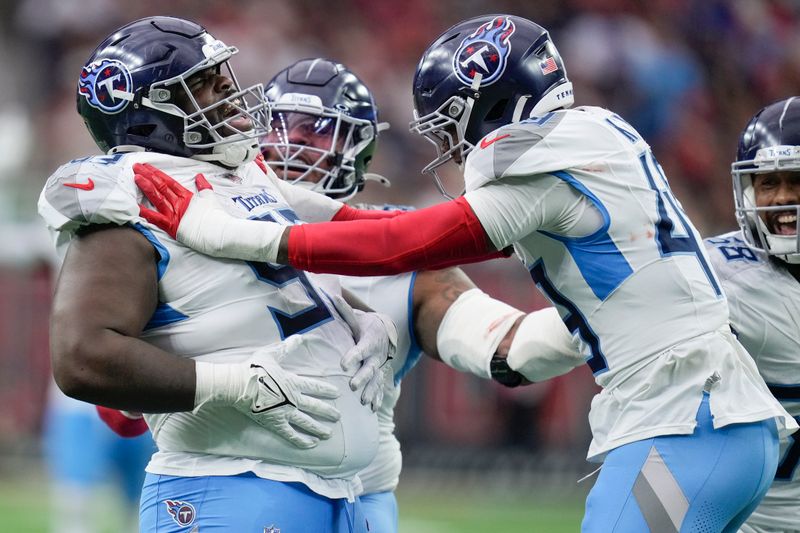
[140,472,368,532]
[360,490,398,533]
[583,394,779,532]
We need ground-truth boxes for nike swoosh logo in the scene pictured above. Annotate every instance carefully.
[480,134,510,149]
[63,178,95,191]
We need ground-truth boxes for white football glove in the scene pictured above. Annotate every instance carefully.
[195,340,341,449]
[331,294,397,411]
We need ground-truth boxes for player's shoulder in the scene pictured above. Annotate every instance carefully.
[463,111,562,190]
[464,107,622,191]
[38,151,182,232]
[703,230,768,278]
[470,109,568,160]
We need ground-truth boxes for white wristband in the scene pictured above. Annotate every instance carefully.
[436,289,524,378]
[178,190,285,263]
[194,361,249,413]
[506,308,585,382]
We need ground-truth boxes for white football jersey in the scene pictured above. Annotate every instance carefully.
[462,106,796,460]
[38,151,378,499]
[706,232,800,532]
[338,271,421,495]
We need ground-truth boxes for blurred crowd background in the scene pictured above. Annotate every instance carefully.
[1,0,799,529]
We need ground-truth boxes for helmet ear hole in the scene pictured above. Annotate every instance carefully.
[127,124,156,138]
[485,98,509,122]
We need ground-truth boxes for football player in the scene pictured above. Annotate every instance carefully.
[38,16,398,532]
[134,15,798,531]
[260,57,583,532]
[705,97,800,533]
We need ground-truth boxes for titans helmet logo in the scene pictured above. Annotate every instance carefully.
[78,59,132,114]
[453,16,516,87]
[164,499,196,527]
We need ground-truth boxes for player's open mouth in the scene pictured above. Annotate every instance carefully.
[770,212,798,235]
[221,100,253,132]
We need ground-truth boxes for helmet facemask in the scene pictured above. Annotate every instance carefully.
[261,95,376,201]
[409,75,482,199]
[732,146,800,263]
[144,43,270,168]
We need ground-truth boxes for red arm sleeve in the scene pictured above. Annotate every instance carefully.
[288,196,507,275]
[96,405,148,438]
[331,204,405,221]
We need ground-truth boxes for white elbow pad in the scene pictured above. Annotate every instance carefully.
[506,308,585,382]
[436,289,524,379]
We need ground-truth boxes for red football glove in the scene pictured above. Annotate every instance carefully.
[134,162,212,238]
[96,405,148,438]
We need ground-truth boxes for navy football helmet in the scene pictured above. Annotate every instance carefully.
[262,58,388,200]
[77,16,269,167]
[409,15,574,197]
[733,96,800,263]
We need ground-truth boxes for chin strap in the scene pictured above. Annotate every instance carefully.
[192,139,260,168]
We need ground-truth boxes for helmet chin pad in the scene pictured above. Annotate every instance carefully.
[193,136,260,168]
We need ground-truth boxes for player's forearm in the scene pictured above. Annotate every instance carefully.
[331,204,406,221]
[51,326,196,412]
[285,197,501,275]
[412,268,478,359]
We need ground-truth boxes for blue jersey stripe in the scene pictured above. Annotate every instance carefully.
[133,223,170,280]
[539,171,633,301]
[395,271,422,385]
[144,303,189,331]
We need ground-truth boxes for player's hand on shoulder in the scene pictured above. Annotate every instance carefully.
[134,162,213,239]
[195,339,341,449]
[332,294,397,412]
[134,162,287,263]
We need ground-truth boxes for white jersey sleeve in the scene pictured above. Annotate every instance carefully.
[464,173,603,250]
[38,152,144,255]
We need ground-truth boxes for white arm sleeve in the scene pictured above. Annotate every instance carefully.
[269,172,344,222]
[436,289,524,378]
[463,174,603,250]
[506,308,585,381]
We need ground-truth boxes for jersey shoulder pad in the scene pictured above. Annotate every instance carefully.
[38,152,140,233]
[704,230,766,278]
[464,110,574,191]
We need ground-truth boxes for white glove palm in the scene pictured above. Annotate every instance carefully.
[195,343,341,449]
[331,295,397,411]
